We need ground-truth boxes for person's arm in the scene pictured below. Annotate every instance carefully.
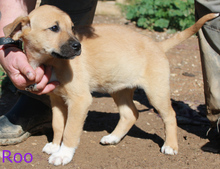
[0,0,59,94]
[0,0,36,36]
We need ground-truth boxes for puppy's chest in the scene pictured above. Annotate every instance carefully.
[48,67,70,95]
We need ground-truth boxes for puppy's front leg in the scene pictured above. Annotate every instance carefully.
[48,92,92,166]
[42,94,67,155]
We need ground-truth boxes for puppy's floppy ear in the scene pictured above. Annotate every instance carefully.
[3,16,30,40]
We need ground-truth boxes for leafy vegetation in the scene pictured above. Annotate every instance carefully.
[0,66,6,95]
[121,0,195,32]
[0,66,15,95]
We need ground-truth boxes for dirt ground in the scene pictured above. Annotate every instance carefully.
[0,12,220,169]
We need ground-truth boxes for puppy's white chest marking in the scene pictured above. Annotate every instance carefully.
[49,68,58,83]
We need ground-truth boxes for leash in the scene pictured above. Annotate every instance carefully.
[0,37,23,50]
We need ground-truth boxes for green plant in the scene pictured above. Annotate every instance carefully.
[0,66,16,95]
[0,66,6,95]
[123,0,195,31]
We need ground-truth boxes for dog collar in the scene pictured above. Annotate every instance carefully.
[0,37,23,50]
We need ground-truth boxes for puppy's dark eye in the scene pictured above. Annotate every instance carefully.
[49,25,60,32]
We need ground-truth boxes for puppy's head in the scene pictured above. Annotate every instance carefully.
[3,5,81,62]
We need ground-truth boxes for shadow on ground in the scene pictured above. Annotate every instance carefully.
[0,88,219,153]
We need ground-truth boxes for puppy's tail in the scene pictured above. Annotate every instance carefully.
[159,13,219,53]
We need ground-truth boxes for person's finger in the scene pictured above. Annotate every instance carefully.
[33,65,53,91]
[15,53,36,81]
[35,65,46,83]
[31,82,60,95]
[1,48,35,88]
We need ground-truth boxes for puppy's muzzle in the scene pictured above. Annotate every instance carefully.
[52,39,81,59]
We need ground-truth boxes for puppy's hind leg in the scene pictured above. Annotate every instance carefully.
[42,94,67,155]
[142,70,178,155]
[100,88,139,145]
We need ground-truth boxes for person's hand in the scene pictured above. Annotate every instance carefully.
[0,47,59,95]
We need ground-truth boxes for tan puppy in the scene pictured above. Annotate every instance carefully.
[4,5,218,166]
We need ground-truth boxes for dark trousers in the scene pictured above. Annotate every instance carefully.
[41,0,98,26]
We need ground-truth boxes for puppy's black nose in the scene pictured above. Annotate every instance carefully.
[71,42,81,52]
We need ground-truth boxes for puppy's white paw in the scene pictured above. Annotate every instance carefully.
[161,145,178,155]
[48,143,76,166]
[100,134,120,145]
[42,142,60,154]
